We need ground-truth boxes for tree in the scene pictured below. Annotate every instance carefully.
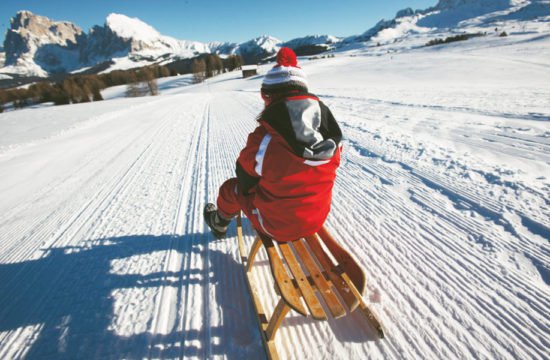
[159,66,171,78]
[63,78,83,103]
[205,56,215,78]
[0,89,10,111]
[12,89,30,109]
[225,55,243,72]
[141,68,159,96]
[192,58,206,83]
[51,85,70,105]
[147,78,159,96]
[213,55,223,75]
[92,88,103,101]
[82,75,105,101]
[37,82,56,103]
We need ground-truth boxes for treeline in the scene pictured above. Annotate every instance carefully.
[0,53,244,113]
[191,54,242,83]
[426,32,484,47]
[0,65,173,112]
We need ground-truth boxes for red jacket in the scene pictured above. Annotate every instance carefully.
[236,93,342,241]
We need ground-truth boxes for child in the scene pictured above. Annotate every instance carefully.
[204,47,342,242]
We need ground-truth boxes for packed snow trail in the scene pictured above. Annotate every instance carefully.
[0,92,266,359]
[1,47,549,359]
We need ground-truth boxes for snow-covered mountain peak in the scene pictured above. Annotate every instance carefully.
[105,13,161,42]
[434,0,519,10]
[235,35,281,63]
[282,35,342,54]
[2,1,549,80]
[348,0,547,45]
[248,35,281,51]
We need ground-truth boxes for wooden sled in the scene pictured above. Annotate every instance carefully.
[236,213,384,360]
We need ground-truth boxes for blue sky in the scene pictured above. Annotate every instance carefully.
[0,0,436,45]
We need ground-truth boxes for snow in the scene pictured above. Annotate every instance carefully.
[0,10,549,360]
[371,20,432,44]
[283,35,342,48]
[106,13,161,42]
[100,74,195,100]
[0,62,49,78]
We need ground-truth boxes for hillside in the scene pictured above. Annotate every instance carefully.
[0,18,548,359]
[2,0,548,83]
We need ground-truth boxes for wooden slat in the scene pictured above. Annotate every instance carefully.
[305,234,358,310]
[292,240,346,318]
[236,213,246,262]
[278,243,326,320]
[260,235,307,316]
[317,227,366,296]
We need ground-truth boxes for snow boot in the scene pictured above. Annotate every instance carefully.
[203,203,232,239]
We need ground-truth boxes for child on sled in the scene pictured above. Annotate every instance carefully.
[204,47,342,242]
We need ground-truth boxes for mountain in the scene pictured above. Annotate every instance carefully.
[3,11,84,77]
[1,1,549,80]
[417,0,525,27]
[0,11,348,79]
[282,35,341,55]
[0,12,285,79]
[343,0,549,46]
[1,12,218,77]
[235,35,281,63]
[81,14,211,66]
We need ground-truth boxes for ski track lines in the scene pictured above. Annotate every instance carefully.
[326,102,549,357]
[329,94,550,233]
[1,90,549,359]
[333,161,548,359]
[0,97,180,262]
[1,94,205,359]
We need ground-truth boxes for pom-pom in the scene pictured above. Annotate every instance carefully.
[276,47,297,67]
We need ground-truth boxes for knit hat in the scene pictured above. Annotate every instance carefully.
[261,47,308,96]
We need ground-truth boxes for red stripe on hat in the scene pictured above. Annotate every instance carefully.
[286,95,319,101]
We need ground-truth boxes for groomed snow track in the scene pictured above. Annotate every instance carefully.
[0,75,548,358]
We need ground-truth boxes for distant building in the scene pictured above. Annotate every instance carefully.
[242,65,258,78]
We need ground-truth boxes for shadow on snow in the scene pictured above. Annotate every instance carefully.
[0,231,262,359]
[0,222,379,359]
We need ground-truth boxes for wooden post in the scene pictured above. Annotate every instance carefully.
[265,299,291,341]
[246,236,262,272]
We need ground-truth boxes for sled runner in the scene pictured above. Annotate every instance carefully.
[236,213,384,360]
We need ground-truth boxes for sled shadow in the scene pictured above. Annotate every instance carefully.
[282,308,381,344]
[0,231,264,359]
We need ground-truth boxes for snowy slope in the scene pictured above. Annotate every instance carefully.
[343,0,550,49]
[0,24,549,360]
